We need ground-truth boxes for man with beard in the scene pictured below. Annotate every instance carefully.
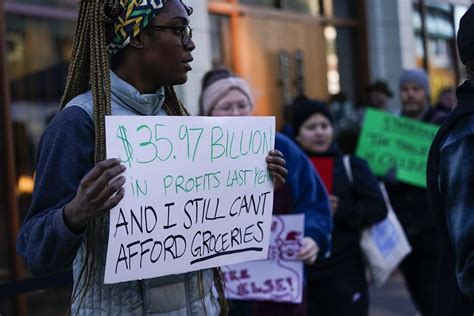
[384,68,444,316]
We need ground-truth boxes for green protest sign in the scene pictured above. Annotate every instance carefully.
[356,109,439,188]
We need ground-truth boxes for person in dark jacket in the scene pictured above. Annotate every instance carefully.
[291,98,387,316]
[427,5,474,315]
[367,80,394,111]
[434,87,456,115]
[200,68,333,316]
[385,68,444,316]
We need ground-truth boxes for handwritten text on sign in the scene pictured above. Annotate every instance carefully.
[104,116,275,284]
[223,214,304,303]
[356,109,439,188]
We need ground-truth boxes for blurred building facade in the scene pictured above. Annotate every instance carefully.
[368,0,471,110]
[0,0,471,315]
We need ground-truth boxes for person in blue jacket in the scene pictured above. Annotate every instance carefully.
[200,68,333,316]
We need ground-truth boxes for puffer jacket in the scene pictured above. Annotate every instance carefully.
[17,72,220,315]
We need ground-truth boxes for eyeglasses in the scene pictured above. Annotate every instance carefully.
[147,25,193,47]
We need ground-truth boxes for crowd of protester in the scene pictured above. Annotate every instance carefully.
[14,0,474,315]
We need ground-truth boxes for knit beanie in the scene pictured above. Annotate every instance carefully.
[292,99,332,136]
[457,4,474,64]
[399,69,431,97]
[199,68,253,116]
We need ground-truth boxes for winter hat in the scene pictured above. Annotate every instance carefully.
[292,98,332,136]
[199,68,253,116]
[399,69,431,97]
[106,0,193,55]
[457,4,474,64]
[367,80,393,97]
[201,78,253,116]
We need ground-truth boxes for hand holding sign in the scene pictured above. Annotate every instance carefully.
[298,237,319,265]
[267,149,287,189]
[64,158,126,234]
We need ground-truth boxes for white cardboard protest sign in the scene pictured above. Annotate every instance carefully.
[223,214,304,303]
[104,116,275,284]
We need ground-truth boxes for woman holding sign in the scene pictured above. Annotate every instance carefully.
[200,68,332,316]
[16,1,287,315]
[291,99,387,316]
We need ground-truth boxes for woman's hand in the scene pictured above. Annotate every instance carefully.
[266,150,288,189]
[64,158,126,234]
[329,194,340,216]
[298,237,319,265]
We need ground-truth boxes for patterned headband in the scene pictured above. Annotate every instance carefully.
[107,0,193,55]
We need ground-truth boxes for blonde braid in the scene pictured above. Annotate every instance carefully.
[163,86,190,116]
[90,1,111,162]
[63,1,115,313]
[60,1,90,108]
[214,268,229,315]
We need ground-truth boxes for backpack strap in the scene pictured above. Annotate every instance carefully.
[342,155,353,184]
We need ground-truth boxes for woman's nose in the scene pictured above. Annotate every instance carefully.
[186,38,196,51]
[231,106,240,116]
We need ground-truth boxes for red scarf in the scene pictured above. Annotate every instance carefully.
[309,157,334,194]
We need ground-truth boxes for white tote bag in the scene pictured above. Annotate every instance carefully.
[342,155,411,287]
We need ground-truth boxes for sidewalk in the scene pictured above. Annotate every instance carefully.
[369,272,418,316]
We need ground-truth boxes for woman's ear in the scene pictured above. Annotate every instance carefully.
[129,32,146,49]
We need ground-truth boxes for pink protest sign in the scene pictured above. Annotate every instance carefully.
[222,214,304,303]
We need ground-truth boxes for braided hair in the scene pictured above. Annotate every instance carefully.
[61,1,189,162]
[60,1,230,314]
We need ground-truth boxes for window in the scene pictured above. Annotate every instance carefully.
[240,0,277,7]
[3,8,75,314]
[210,14,234,69]
[412,1,459,100]
[282,0,320,15]
[325,26,359,102]
[239,0,321,15]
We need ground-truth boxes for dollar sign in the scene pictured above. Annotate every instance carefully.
[117,125,133,168]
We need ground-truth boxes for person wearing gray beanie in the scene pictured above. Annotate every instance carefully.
[399,68,446,124]
[382,68,446,316]
[400,69,430,98]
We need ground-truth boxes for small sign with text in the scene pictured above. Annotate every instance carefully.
[223,214,304,303]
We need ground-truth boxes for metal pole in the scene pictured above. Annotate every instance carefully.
[357,0,370,106]
[0,1,28,315]
[419,0,430,73]
[228,0,243,75]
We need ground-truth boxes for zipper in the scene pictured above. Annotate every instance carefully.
[141,280,147,316]
[185,273,192,316]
